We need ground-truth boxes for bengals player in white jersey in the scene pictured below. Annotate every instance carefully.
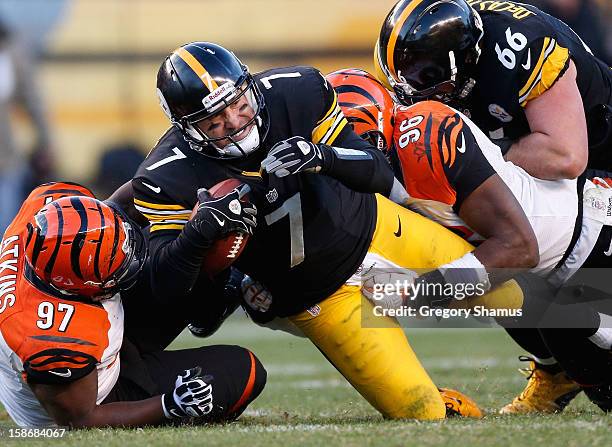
[329,70,612,415]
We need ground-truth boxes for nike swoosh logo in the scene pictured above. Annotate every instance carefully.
[49,369,72,378]
[522,49,531,70]
[394,216,402,237]
[604,238,612,256]
[211,212,225,227]
[456,133,466,153]
[142,182,161,194]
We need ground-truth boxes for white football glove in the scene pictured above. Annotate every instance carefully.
[162,367,214,419]
[241,275,273,312]
[361,268,418,311]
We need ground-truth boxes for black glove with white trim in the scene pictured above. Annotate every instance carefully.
[261,136,331,177]
[189,185,257,244]
[162,367,214,419]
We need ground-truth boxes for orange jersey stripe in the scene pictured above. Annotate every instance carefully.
[229,350,257,414]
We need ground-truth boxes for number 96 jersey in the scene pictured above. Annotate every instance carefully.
[463,1,611,143]
[0,183,123,427]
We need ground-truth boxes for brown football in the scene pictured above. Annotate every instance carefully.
[192,178,250,277]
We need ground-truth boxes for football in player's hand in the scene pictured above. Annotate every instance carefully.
[194,178,251,277]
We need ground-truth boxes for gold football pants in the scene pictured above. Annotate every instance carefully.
[289,194,524,419]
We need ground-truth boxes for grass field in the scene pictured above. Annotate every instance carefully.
[2,314,610,446]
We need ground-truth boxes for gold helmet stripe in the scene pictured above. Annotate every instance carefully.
[175,47,219,92]
[387,0,425,78]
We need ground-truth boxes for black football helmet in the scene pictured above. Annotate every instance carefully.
[375,0,483,105]
[156,42,270,158]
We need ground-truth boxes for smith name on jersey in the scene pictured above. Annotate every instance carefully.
[134,66,392,317]
[0,183,123,427]
[464,0,611,142]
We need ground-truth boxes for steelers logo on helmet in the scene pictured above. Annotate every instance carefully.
[157,41,270,159]
[375,0,483,104]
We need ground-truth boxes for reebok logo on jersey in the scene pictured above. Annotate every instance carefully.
[394,216,402,237]
[142,182,161,194]
[49,369,72,378]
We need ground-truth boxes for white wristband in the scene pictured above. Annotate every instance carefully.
[438,252,491,299]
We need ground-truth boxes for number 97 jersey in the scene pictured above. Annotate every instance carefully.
[0,183,123,427]
[464,1,611,143]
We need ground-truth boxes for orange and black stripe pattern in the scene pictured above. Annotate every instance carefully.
[23,348,98,384]
[326,69,395,152]
[228,350,267,418]
[25,196,128,297]
[394,101,469,205]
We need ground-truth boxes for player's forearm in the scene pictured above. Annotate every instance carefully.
[68,397,165,428]
[505,131,586,180]
[322,144,395,194]
[472,236,539,285]
[149,226,210,299]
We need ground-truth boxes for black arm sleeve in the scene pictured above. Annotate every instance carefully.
[440,120,496,209]
[131,174,217,300]
[321,126,395,196]
[147,223,214,300]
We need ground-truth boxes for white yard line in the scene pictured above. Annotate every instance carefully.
[264,357,518,377]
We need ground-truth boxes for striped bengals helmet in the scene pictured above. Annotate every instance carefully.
[25,196,147,299]
[326,69,395,153]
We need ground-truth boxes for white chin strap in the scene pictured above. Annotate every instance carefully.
[217,121,261,157]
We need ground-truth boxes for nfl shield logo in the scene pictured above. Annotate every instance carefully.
[307,305,321,317]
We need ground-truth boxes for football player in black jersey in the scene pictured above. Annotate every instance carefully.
[129,41,507,419]
[375,0,612,180]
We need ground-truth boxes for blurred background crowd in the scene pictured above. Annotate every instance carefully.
[0,0,610,233]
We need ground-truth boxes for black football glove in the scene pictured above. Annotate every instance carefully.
[261,136,329,177]
[189,185,257,244]
[162,367,214,419]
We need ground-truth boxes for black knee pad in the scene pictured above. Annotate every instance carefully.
[193,345,267,422]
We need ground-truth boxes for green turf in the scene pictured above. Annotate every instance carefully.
[2,314,610,446]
